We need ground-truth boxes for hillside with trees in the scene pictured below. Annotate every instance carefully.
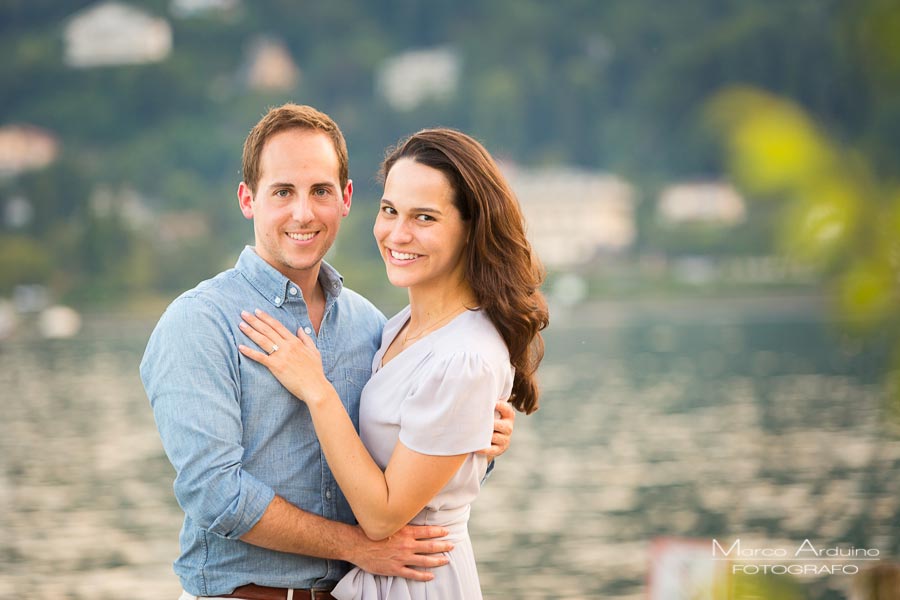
[0,0,895,308]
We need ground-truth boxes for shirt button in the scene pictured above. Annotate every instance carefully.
[274,296,281,304]
[289,288,298,296]
[304,326,312,335]
[325,490,332,499]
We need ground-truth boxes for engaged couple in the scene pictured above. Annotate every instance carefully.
[141,104,547,599]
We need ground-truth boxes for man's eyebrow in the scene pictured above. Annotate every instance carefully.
[265,182,338,192]
[379,198,443,215]
[266,181,295,190]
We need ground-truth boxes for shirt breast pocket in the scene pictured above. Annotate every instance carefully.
[333,367,371,425]
[340,367,371,393]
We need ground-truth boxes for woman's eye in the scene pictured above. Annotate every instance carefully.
[416,214,435,222]
[381,205,397,215]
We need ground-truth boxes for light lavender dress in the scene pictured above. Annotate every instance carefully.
[333,306,513,600]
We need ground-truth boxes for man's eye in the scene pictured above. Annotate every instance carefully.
[314,188,329,197]
[275,189,290,198]
[381,206,397,215]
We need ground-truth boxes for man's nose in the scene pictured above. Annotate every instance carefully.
[292,198,314,223]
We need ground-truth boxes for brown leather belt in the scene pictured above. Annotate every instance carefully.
[219,584,337,600]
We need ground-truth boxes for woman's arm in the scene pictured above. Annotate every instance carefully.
[305,386,467,540]
[238,309,469,540]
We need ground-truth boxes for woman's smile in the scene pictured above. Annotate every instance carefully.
[387,247,423,263]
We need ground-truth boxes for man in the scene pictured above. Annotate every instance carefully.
[140,104,515,600]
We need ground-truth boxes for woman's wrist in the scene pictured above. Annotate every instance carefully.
[305,381,338,409]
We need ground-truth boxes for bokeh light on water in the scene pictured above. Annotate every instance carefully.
[2,298,897,599]
[0,316,183,598]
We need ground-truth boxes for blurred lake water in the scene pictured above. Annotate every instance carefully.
[2,295,897,599]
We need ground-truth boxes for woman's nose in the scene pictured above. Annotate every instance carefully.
[387,219,414,244]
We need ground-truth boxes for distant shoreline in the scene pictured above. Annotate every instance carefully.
[550,291,829,328]
[2,289,828,343]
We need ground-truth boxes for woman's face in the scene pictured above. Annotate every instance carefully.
[373,158,469,293]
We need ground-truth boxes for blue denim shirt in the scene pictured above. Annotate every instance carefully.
[140,247,385,596]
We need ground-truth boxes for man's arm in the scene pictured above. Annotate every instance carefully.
[142,297,274,539]
[242,496,452,581]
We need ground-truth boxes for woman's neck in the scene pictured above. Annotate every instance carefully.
[406,280,476,331]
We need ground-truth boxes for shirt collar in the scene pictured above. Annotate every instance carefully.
[235,246,345,309]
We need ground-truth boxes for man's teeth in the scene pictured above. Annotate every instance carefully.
[391,250,419,260]
[287,232,315,241]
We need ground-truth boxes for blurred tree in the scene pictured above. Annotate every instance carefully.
[726,570,805,599]
[708,0,900,412]
[0,0,893,306]
[0,235,53,293]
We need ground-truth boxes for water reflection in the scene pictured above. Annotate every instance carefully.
[1,298,896,599]
[472,297,897,599]
[1,319,183,598]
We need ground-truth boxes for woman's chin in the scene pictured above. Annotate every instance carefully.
[387,277,412,289]
[382,266,412,289]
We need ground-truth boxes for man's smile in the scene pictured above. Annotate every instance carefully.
[286,231,317,242]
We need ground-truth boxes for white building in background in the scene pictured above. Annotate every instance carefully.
[657,181,746,226]
[170,0,240,19]
[4,196,34,228]
[0,125,59,176]
[504,164,636,269]
[64,2,172,68]
[157,210,210,244]
[242,37,300,92]
[88,185,155,230]
[376,47,460,111]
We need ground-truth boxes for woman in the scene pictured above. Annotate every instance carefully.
[238,128,547,598]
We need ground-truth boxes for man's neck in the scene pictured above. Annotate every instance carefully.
[292,270,326,334]
[292,270,322,305]
[253,249,327,333]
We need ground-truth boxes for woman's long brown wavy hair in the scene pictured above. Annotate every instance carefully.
[380,128,549,414]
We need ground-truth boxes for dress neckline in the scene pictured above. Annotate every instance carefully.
[376,306,477,372]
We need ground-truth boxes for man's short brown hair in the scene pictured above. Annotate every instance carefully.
[241,103,349,193]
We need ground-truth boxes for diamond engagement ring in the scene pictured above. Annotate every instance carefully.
[267,344,279,355]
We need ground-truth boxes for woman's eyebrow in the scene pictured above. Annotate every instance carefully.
[380,198,444,215]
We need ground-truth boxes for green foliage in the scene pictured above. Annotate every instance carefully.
[726,570,805,599]
[0,235,53,293]
[709,87,897,331]
[0,0,895,308]
[707,0,900,410]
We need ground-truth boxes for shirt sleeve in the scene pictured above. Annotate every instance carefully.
[399,351,502,456]
[140,295,275,539]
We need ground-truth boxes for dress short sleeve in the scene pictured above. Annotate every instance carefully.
[399,351,503,456]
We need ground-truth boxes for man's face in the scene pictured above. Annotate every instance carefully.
[238,128,352,284]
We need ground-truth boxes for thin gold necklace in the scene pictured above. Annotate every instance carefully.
[402,304,468,346]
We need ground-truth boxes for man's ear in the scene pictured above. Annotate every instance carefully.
[238,182,254,220]
[341,179,353,217]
